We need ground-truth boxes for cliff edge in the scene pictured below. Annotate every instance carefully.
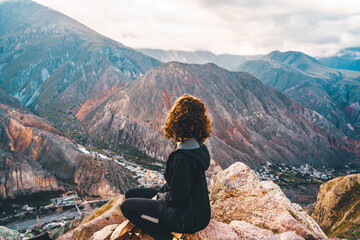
[58,162,326,240]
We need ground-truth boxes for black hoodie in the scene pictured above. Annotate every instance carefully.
[158,144,211,234]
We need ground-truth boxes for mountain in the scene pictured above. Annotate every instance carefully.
[0,0,161,124]
[236,50,360,140]
[77,62,360,170]
[0,90,137,201]
[138,49,262,70]
[311,173,360,238]
[318,47,360,71]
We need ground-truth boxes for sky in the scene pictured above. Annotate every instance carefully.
[30,0,360,57]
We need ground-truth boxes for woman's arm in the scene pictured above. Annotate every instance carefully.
[165,155,192,207]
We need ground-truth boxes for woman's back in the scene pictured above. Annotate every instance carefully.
[160,143,211,233]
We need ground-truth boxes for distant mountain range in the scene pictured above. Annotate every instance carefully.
[319,47,360,71]
[138,49,262,70]
[236,51,360,140]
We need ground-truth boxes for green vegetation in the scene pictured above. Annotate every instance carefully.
[329,183,360,235]
[92,141,165,171]
[337,222,360,240]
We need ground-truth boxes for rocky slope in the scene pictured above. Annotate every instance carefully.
[78,62,360,170]
[311,173,360,237]
[236,50,360,140]
[0,90,137,200]
[0,0,161,124]
[58,162,326,240]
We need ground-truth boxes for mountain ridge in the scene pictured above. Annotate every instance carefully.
[236,50,360,140]
[77,61,360,170]
[0,0,161,123]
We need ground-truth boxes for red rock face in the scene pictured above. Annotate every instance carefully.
[78,62,360,169]
[0,91,137,200]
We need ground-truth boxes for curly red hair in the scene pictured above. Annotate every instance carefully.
[164,95,212,143]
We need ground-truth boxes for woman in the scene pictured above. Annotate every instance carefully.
[121,94,212,240]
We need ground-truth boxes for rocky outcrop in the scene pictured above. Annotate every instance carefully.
[0,149,60,199]
[79,61,360,169]
[60,162,325,240]
[0,226,20,240]
[75,155,138,198]
[209,162,327,239]
[311,173,360,237]
[0,92,137,200]
[58,196,126,240]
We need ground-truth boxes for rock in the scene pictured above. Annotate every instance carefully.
[229,220,274,239]
[58,196,126,240]
[61,162,328,240]
[90,224,118,240]
[0,226,20,240]
[311,173,360,237]
[75,155,138,199]
[209,162,327,239]
[109,220,135,240]
[183,219,239,240]
[266,231,305,240]
[229,221,305,240]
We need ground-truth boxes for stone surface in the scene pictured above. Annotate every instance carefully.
[266,231,305,240]
[0,226,20,240]
[109,220,136,240]
[57,195,126,240]
[61,162,329,240]
[183,219,239,240]
[209,162,327,239]
[90,224,118,240]
[311,173,360,237]
[229,220,274,240]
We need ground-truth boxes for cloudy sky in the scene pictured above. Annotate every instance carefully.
[33,0,360,57]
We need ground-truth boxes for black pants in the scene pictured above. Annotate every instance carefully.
[121,187,173,240]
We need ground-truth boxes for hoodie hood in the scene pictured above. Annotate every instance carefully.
[174,144,210,171]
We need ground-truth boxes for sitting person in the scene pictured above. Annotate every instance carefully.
[121,94,212,240]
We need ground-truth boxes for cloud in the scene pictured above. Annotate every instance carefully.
[32,0,360,57]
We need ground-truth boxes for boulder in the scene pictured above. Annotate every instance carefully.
[57,196,126,240]
[0,226,20,240]
[183,219,239,240]
[90,224,118,240]
[59,162,328,240]
[229,221,305,240]
[209,162,327,239]
[311,173,360,237]
[229,220,274,239]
